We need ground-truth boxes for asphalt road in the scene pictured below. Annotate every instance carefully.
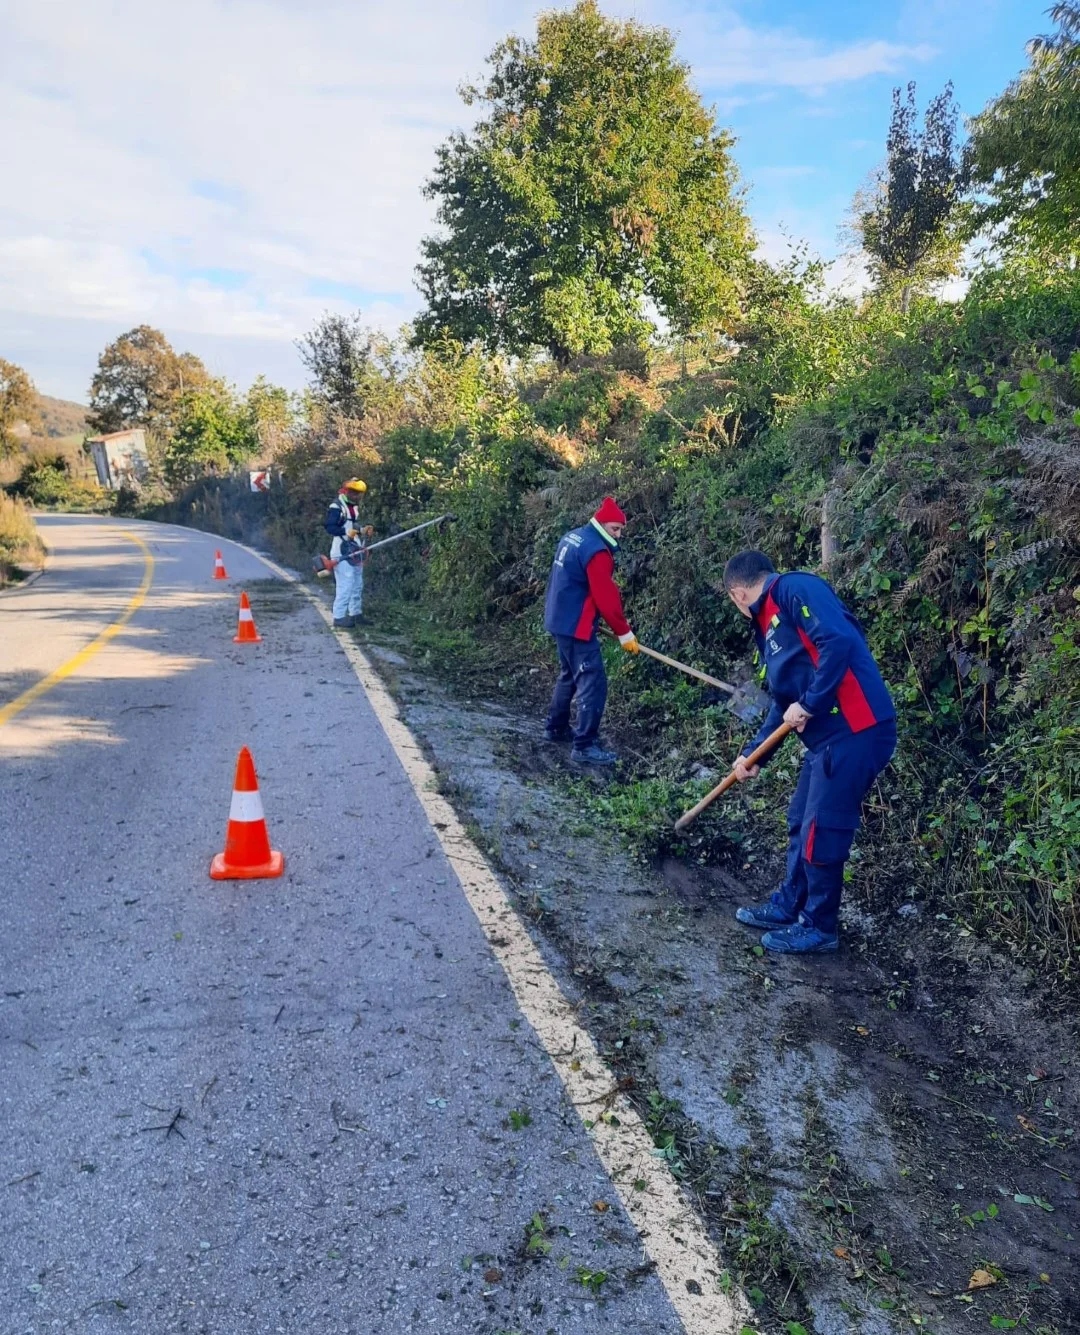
[0,515,685,1335]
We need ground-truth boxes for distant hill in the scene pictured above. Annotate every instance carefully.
[0,394,95,487]
[36,394,88,439]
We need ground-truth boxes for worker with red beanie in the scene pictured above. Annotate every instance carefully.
[542,497,639,765]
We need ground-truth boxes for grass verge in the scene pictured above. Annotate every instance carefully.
[0,494,45,586]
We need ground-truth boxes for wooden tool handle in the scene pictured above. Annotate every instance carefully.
[636,644,735,694]
[673,722,793,833]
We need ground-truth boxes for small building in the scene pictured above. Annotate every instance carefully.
[88,429,150,490]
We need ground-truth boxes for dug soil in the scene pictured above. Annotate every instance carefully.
[351,609,1079,1335]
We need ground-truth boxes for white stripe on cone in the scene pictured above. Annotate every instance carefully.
[228,790,265,822]
[238,607,254,621]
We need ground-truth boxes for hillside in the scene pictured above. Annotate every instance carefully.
[0,394,94,488]
[34,394,88,439]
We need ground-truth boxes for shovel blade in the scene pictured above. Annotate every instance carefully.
[726,681,769,724]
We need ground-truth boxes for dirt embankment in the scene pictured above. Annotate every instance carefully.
[360,623,1079,1335]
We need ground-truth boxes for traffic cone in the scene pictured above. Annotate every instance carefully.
[233,591,262,643]
[210,746,284,880]
[213,549,228,580]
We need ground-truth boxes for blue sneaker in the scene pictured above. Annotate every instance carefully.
[544,726,573,743]
[570,744,617,766]
[735,902,796,930]
[761,923,839,954]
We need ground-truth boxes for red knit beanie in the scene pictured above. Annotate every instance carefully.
[594,496,626,526]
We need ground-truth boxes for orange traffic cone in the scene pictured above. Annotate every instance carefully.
[210,746,284,880]
[233,591,262,643]
[213,549,228,580]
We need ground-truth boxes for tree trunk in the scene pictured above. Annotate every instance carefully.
[820,483,840,572]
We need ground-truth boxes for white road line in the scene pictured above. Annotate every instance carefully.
[202,526,750,1335]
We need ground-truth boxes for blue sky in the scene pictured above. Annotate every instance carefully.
[0,0,1049,402]
[720,0,1043,264]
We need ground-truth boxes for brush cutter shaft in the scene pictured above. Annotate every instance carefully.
[674,722,793,833]
[364,513,454,553]
[313,513,455,577]
[637,644,735,693]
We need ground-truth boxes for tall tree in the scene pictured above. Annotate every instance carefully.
[415,0,753,363]
[245,376,294,456]
[297,313,373,421]
[851,82,967,311]
[163,382,258,490]
[0,358,38,457]
[967,3,1080,259]
[88,325,209,435]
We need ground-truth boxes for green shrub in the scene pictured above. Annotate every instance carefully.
[0,493,46,584]
[12,453,111,512]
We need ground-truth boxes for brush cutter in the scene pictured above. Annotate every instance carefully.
[674,721,793,832]
[313,513,457,577]
[314,536,366,573]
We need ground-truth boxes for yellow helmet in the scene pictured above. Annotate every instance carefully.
[342,478,367,494]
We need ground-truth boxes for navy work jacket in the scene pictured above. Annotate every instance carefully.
[744,571,895,757]
[543,522,617,640]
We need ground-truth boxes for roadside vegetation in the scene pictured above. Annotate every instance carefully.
[0,493,45,586]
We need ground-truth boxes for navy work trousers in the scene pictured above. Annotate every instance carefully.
[546,634,608,747]
[771,721,897,934]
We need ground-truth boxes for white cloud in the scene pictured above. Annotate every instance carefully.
[695,35,935,91]
[0,0,937,399]
[1,0,538,394]
[632,2,934,92]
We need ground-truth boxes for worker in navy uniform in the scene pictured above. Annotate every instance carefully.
[324,478,373,627]
[723,550,896,954]
[543,496,639,766]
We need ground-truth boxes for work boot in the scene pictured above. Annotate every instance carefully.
[333,616,354,629]
[352,612,366,625]
[570,743,617,766]
[735,902,796,930]
[544,726,573,743]
[760,922,839,954]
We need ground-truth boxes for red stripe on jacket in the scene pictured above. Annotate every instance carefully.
[574,548,630,639]
[796,627,877,733]
[755,590,781,633]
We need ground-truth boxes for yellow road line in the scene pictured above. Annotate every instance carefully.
[0,529,155,729]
